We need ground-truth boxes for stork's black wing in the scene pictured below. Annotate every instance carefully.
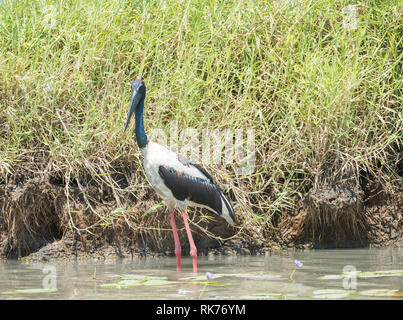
[158,165,223,215]
[177,155,215,183]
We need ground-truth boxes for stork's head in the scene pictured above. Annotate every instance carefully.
[124,80,146,132]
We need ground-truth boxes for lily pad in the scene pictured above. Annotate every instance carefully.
[180,272,283,281]
[388,292,403,297]
[358,270,403,278]
[100,278,178,289]
[318,274,345,280]
[358,289,398,297]
[319,269,403,280]
[312,289,351,299]
[118,274,168,281]
[100,280,142,288]
[186,280,232,287]
[143,279,178,286]
[179,274,226,281]
[1,288,57,294]
[240,293,293,300]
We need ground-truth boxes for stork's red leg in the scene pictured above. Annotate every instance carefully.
[170,209,181,270]
[182,210,197,273]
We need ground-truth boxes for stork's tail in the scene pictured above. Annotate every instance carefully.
[218,192,235,226]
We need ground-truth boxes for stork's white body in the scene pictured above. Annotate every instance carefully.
[141,141,234,225]
[141,141,202,207]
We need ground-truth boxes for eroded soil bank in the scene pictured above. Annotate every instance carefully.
[0,170,402,263]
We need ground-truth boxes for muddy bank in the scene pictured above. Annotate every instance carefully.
[0,170,402,262]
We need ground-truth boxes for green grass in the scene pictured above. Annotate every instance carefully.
[0,0,402,231]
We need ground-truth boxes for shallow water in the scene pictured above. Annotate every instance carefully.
[0,247,402,300]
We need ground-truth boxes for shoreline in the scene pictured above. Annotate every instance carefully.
[1,173,401,263]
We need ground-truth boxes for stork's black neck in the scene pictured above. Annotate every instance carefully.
[135,97,148,149]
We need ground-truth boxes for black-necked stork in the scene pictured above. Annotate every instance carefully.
[124,80,235,273]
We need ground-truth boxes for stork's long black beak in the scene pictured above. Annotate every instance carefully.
[123,88,142,133]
